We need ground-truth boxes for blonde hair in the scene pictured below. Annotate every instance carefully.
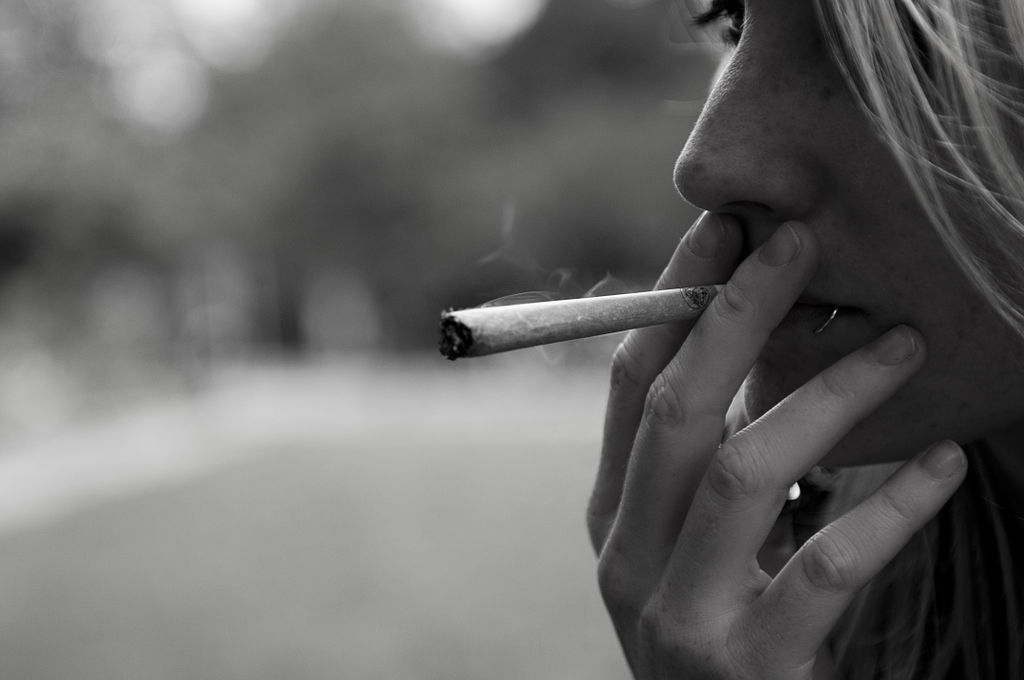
[821,448,1024,678]
[810,1,1024,676]
[814,0,1024,340]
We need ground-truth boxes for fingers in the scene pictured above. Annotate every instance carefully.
[666,325,925,599]
[588,211,741,552]
[746,441,966,667]
[608,222,818,567]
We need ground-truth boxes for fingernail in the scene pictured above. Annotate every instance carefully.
[921,440,966,479]
[874,326,917,365]
[683,213,724,259]
[758,224,801,267]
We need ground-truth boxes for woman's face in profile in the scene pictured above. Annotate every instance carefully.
[675,0,1024,466]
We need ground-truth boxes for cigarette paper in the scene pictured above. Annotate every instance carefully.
[439,285,723,360]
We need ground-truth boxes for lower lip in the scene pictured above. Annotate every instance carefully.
[778,303,843,330]
[760,304,865,368]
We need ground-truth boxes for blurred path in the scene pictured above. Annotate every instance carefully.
[0,356,602,531]
[0,356,630,680]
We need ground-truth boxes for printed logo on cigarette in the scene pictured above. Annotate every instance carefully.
[683,286,712,310]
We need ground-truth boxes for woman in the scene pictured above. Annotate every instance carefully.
[587,1,1024,677]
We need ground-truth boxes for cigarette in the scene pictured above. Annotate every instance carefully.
[439,285,723,360]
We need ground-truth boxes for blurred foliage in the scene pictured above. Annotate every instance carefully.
[0,0,720,370]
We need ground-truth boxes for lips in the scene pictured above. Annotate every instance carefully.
[779,302,842,329]
[757,302,864,382]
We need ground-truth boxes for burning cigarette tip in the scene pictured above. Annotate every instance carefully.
[439,311,474,361]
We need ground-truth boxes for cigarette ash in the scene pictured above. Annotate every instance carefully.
[439,311,474,360]
[439,273,632,363]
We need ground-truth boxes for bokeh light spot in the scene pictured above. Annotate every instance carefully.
[111,48,209,135]
[406,0,546,55]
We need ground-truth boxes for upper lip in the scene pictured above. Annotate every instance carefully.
[736,220,853,310]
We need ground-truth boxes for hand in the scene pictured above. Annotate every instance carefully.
[586,212,967,679]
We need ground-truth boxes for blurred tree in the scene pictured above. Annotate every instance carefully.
[488,0,694,112]
[467,0,720,301]
[0,0,722,363]
[171,0,721,352]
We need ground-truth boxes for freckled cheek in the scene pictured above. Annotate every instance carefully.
[891,304,1024,450]
[910,269,997,366]
[896,300,979,418]
[868,246,966,336]
[817,349,980,465]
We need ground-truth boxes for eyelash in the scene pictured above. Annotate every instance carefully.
[692,0,746,47]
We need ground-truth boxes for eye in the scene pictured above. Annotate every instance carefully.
[692,0,745,47]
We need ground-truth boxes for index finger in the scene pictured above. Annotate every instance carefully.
[588,211,742,553]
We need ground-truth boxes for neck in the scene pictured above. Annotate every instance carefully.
[974,420,1024,519]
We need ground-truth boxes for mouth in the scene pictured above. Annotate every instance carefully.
[779,301,858,331]
[752,300,872,422]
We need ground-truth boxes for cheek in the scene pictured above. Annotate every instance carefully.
[743,360,979,469]
[742,303,1024,467]
[821,350,1022,468]
[918,305,1024,435]
[820,378,953,466]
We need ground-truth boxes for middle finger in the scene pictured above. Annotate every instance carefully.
[665,324,924,606]
[607,221,818,575]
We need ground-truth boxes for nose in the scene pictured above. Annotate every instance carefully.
[674,47,829,232]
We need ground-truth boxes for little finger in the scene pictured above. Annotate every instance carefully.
[747,440,967,668]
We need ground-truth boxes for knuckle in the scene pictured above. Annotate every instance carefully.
[636,601,663,640]
[644,373,687,426]
[818,365,860,403]
[800,532,859,593]
[596,548,638,612]
[638,600,730,675]
[609,339,647,395]
[715,281,754,323]
[637,599,677,650]
[638,597,690,653]
[585,502,612,555]
[874,484,919,526]
[706,442,768,501]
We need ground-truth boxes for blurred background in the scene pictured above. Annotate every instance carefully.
[0,0,721,677]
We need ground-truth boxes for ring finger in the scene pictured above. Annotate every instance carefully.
[606,221,818,585]
[662,325,925,606]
